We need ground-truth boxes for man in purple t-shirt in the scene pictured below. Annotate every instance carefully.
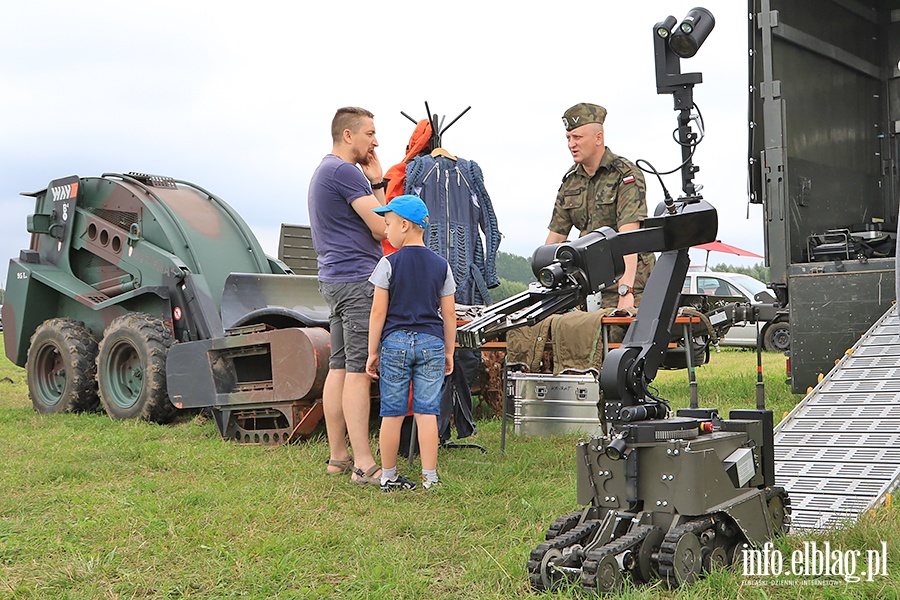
[308,106,389,485]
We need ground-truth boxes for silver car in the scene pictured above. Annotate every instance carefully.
[682,272,790,351]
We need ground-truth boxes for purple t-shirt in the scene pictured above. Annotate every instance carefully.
[308,154,382,282]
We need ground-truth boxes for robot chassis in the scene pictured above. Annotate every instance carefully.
[458,9,790,593]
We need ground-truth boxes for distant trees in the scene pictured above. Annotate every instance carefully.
[495,251,535,284]
[491,251,535,302]
[490,279,528,302]
[709,262,769,282]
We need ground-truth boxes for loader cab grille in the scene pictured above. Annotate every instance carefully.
[84,208,139,231]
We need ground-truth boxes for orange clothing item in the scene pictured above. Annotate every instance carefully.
[381,119,433,255]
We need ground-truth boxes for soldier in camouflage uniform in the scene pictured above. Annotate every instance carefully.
[546,103,656,310]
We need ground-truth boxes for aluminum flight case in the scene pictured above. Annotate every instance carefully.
[507,371,601,436]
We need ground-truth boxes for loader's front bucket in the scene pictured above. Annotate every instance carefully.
[166,272,334,445]
[220,273,329,330]
[167,325,331,445]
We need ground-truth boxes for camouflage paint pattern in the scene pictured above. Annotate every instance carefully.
[3,172,329,444]
[4,173,285,362]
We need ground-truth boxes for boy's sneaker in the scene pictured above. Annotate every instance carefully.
[380,474,417,492]
[422,475,441,491]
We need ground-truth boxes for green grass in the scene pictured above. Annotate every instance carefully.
[1,337,898,599]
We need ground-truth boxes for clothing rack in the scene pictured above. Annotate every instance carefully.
[401,102,471,150]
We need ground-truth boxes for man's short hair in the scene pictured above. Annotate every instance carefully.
[332,107,374,142]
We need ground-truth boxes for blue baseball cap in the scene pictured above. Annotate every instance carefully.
[373,194,429,228]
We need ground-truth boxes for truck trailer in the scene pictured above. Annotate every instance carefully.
[749,0,900,392]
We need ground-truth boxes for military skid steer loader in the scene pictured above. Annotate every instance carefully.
[2,172,330,444]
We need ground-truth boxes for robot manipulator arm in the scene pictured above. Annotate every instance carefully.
[457,227,631,348]
[457,204,700,350]
[530,227,624,293]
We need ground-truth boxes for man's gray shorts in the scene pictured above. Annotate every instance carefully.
[319,280,374,373]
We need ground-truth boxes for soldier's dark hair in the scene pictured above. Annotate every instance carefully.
[332,107,374,143]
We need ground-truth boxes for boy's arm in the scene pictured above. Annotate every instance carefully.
[366,286,390,378]
[440,294,456,375]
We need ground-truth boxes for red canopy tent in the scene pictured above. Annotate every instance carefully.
[694,240,764,269]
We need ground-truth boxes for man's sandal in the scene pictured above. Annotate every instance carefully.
[350,464,382,486]
[326,456,354,475]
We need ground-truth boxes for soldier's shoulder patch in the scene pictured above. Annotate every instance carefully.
[622,175,636,185]
[610,156,637,173]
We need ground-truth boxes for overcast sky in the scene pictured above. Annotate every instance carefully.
[0,1,761,290]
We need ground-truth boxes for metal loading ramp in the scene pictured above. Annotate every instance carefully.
[774,304,900,530]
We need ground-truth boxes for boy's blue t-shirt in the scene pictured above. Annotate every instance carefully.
[369,245,456,341]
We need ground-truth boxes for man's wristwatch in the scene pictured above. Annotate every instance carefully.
[371,180,388,190]
[617,284,634,297]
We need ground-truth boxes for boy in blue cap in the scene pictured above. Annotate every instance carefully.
[366,194,457,491]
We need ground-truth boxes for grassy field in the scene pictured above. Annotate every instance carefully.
[1,337,898,599]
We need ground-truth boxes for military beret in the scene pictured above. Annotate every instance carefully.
[561,103,607,131]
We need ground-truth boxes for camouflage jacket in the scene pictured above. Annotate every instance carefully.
[548,147,647,236]
[548,148,655,293]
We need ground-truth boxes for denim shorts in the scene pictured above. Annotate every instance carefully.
[378,330,445,417]
[319,280,374,373]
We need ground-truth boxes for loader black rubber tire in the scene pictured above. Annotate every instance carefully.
[97,313,175,423]
[26,318,100,414]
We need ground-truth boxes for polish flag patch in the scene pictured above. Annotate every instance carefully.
[622,176,635,185]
